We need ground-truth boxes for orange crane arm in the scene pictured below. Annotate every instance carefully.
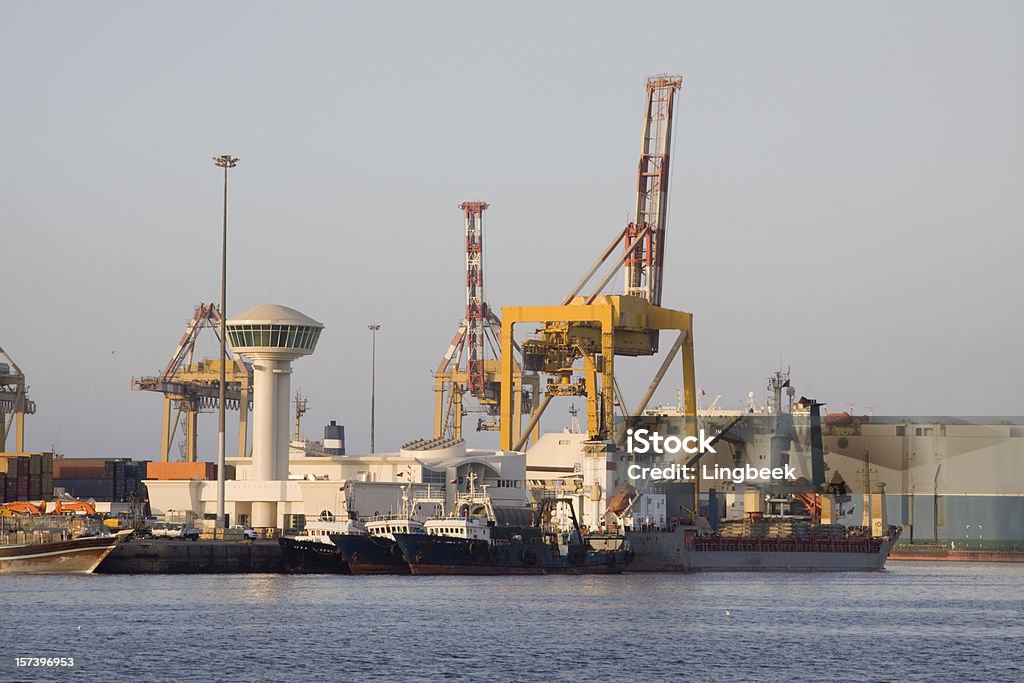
[0,501,46,515]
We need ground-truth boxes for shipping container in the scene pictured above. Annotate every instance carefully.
[28,474,41,499]
[146,461,217,481]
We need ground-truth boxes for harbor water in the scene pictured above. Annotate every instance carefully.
[1,563,1020,682]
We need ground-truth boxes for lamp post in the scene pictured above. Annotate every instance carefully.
[213,154,238,529]
[368,324,380,453]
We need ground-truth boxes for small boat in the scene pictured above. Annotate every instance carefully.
[330,517,425,575]
[0,526,133,574]
[328,486,445,575]
[279,514,362,574]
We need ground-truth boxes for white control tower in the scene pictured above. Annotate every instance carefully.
[226,304,323,527]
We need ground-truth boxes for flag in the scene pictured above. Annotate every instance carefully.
[450,478,458,484]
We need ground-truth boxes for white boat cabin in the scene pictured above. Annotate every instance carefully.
[364,518,426,541]
[296,519,363,545]
[425,516,491,542]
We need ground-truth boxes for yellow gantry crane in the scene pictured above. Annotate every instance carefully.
[132,304,252,462]
[0,346,36,453]
[433,202,542,445]
[498,76,697,457]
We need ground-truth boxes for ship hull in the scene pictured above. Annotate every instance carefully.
[623,527,895,572]
[0,530,131,575]
[329,533,409,575]
[394,534,632,575]
[278,537,349,574]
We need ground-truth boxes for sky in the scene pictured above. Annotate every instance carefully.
[2,2,1021,459]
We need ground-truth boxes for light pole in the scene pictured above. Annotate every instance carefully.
[368,324,380,453]
[213,154,238,529]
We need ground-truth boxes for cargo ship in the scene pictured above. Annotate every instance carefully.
[622,519,901,572]
[528,371,920,571]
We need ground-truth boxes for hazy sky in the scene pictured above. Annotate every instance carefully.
[2,2,1021,459]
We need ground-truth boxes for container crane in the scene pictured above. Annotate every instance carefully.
[132,304,252,462]
[498,75,697,457]
[434,202,540,443]
[0,346,36,453]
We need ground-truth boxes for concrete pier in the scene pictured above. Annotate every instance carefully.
[97,539,284,574]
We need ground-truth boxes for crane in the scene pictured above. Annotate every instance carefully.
[498,75,696,456]
[0,346,36,453]
[132,304,252,462]
[434,202,540,443]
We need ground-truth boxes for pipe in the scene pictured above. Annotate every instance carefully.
[632,331,685,417]
[561,226,629,305]
[511,394,554,452]
[584,226,652,305]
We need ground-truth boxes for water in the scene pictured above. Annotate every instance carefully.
[1,563,1021,682]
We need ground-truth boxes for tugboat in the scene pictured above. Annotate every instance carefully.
[328,486,444,575]
[279,511,362,574]
[394,487,634,575]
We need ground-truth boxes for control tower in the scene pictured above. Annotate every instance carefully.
[226,304,323,527]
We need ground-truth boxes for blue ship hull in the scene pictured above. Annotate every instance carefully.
[329,533,409,575]
[393,533,633,575]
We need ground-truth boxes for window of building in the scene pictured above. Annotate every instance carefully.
[422,467,446,484]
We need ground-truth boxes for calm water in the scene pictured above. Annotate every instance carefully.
[1,563,1021,682]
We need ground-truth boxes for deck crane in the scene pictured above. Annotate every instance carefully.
[434,202,541,443]
[132,304,252,462]
[0,346,36,453]
[498,75,697,462]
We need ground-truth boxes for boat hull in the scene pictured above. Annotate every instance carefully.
[0,530,131,575]
[278,537,349,574]
[622,526,896,572]
[329,533,409,575]
[394,534,632,575]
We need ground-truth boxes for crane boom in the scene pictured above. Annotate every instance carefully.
[624,75,682,306]
[462,201,489,399]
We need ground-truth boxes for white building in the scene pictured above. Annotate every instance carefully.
[145,436,529,530]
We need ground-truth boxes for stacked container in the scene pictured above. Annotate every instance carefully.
[0,452,54,502]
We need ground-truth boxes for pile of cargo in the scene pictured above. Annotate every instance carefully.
[0,452,54,502]
[0,513,93,545]
[53,458,149,502]
[718,520,794,539]
[717,519,852,541]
